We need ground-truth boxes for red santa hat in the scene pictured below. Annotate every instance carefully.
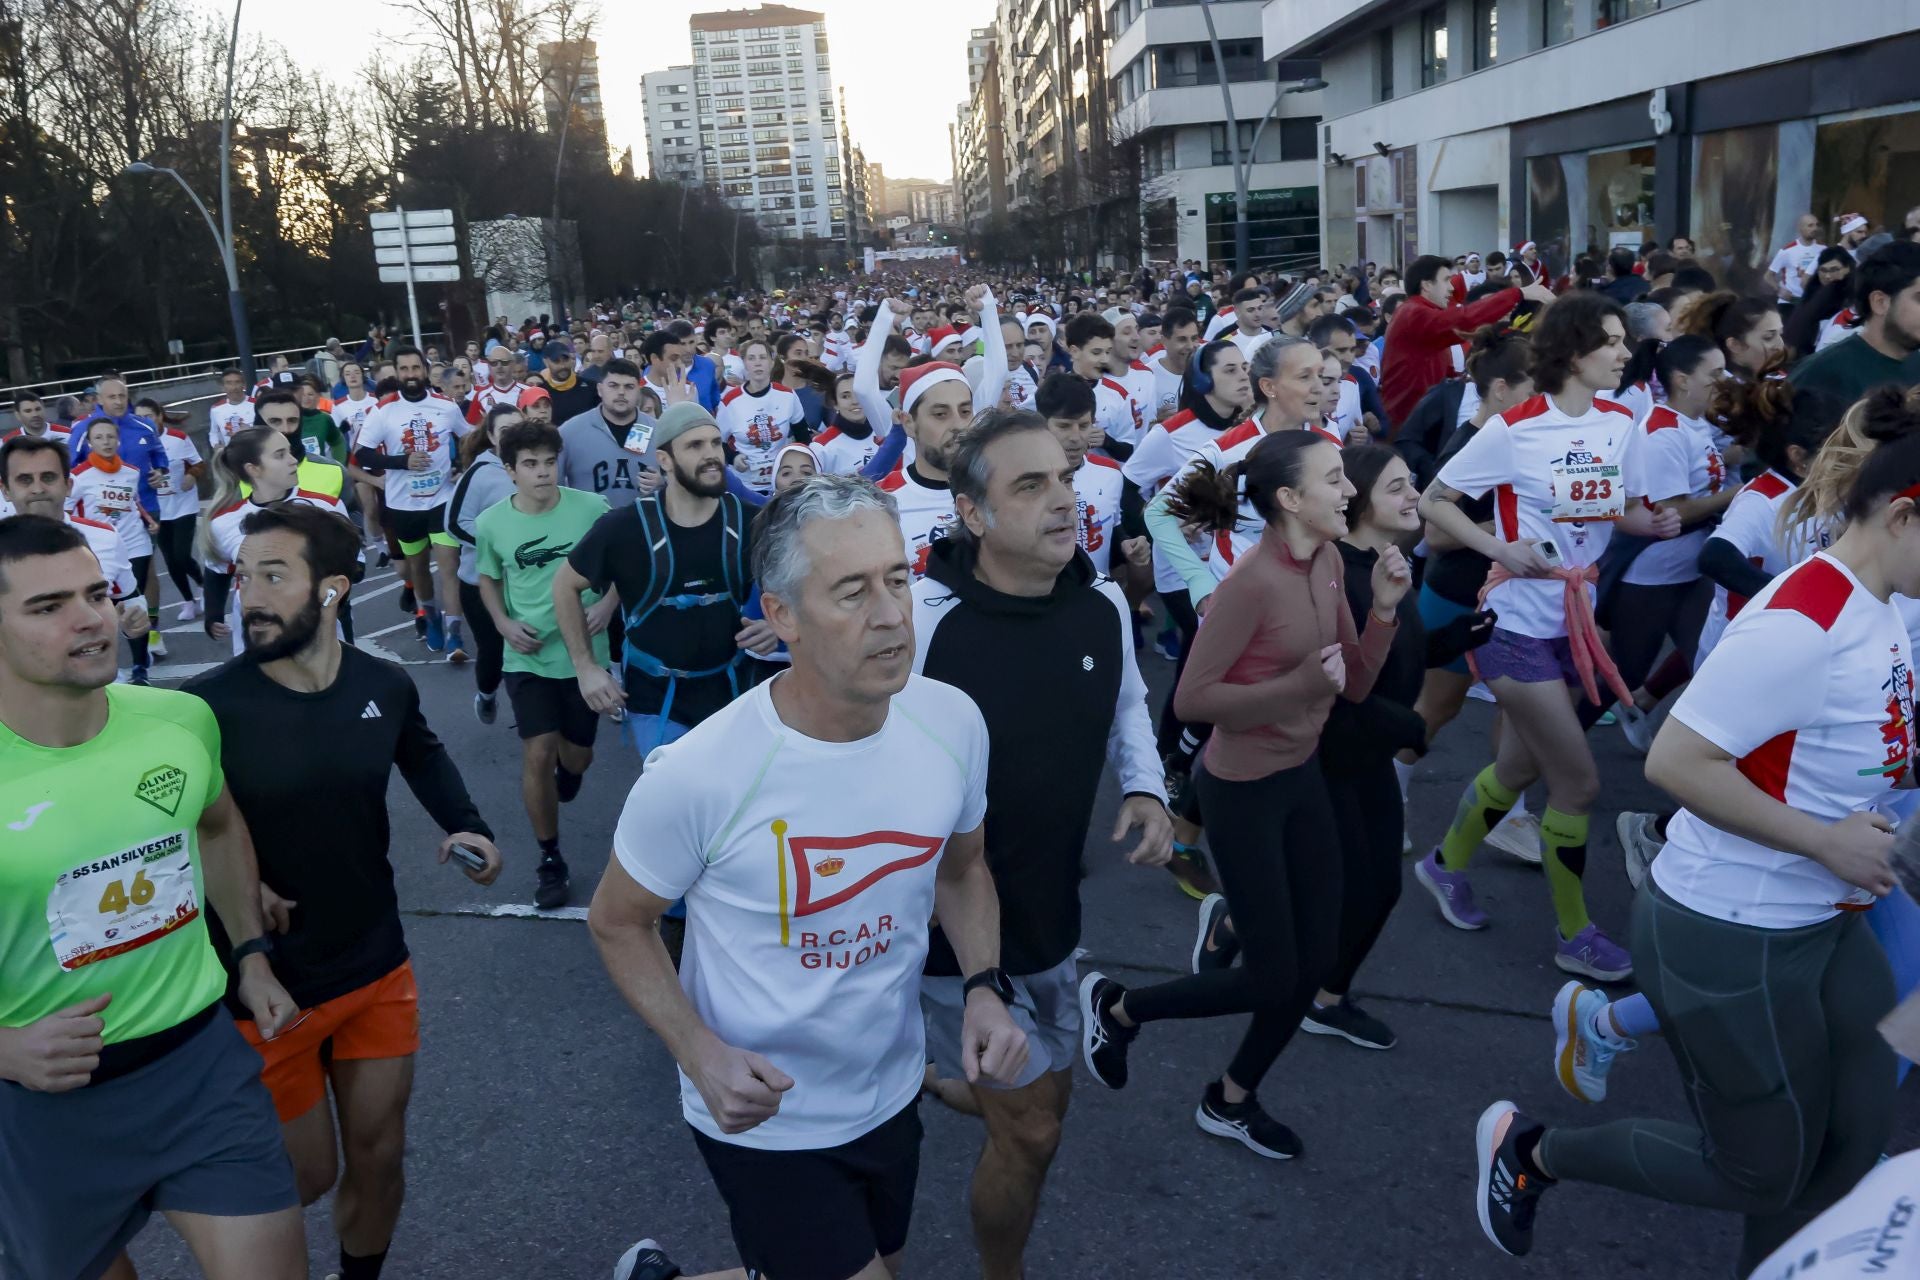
[926,327,964,357]
[1513,240,1537,257]
[899,362,969,414]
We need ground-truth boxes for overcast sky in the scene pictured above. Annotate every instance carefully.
[235,0,993,181]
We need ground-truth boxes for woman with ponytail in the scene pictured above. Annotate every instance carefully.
[1680,290,1784,380]
[199,426,352,650]
[1475,383,1920,1277]
[446,403,522,722]
[1080,429,1411,1161]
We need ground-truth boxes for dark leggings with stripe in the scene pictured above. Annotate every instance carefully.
[458,579,506,696]
[155,515,203,602]
[1539,884,1895,1275]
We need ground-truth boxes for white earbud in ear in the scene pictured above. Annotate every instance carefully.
[323,588,338,606]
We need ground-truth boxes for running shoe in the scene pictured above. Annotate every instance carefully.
[1167,843,1220,900]
[1616,702,1658,755]
[1415,851,1488,930]
[1551,981,1633,1104]
[413,609,427,639]
[612,1240,682,1280]
[1195,1081,1301,1160]
[400,585,415,614]
[179,599,199,622]
[474,692,497,725]
[146,631,167,660]
[1554,923,1632,982]
[1485,810,1543,865]
[425,610,445,652]
[376,549,391,569]
[445,635,470,664]
[1300,997,1396,1050]
[535,853,571,910]
[1162,752,1191,814]
[1615,811,1663,890]
[128,666,151,687]
[1078,971,1136,1090]
[1154,626,1181,662]
[556,762,584,804]
[1474,1101,1550,1257]
[1191,893,1236,974]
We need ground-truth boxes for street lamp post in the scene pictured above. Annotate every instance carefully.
[126,161,252,385]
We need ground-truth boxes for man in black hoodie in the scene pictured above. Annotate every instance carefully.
[912,407,1169,1280]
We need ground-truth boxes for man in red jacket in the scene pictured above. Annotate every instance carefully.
[1380,255,1554,425]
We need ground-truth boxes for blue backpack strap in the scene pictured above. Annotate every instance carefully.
[718,493,752,606]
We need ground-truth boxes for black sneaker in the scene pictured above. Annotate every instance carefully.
[1300,997,1397,1050]
[1162,751,1191,812]
[1194,1080,1301,1160]
[376,549,391,569]
[400,584,415,614]
[535,853,571,910]
[128,666,151,687]
[1474,1101,1550,1257]
[1191,893,1237,974]
[613,1239,682,1280]
[555,763,584,804]
[1077,971,1137,1090]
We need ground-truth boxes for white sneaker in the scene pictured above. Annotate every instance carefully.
[1552,981,1634,1104]
[1616,811,1664,890]
[178,599,199,622]
[1617,702,1658,755]
[146,631,167,659]
[1485,810,1542,865]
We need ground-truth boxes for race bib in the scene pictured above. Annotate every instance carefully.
[47,832,199,970]
[99,482,136,515]
[409,470,444,499]
[1549,458,1624,522]
[150,469,173,495]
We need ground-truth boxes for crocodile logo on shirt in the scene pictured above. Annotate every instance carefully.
[135,764,187,817]
[513,535,573,571]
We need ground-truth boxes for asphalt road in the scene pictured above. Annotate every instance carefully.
[120,568,1919,1279]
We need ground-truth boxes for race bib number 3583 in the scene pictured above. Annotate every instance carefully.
[46,832,200,970]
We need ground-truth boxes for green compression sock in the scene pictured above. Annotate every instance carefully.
[1541,807,1592,938]
[1439,764,1519,872]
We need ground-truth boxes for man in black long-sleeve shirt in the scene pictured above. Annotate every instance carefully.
[187,502,498,1280]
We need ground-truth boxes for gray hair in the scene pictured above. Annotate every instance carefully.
[1624,301,1669,344]
[752,473,900,600]
[947,407,1050,540]
[1249,333,1315,390]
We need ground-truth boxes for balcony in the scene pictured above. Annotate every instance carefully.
[1107,0,1263,75]
[1113,77,1319,136]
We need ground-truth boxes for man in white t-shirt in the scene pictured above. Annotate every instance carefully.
[208,368,254,450]
[1767,213,1828,304]
[592,475,1026,1280]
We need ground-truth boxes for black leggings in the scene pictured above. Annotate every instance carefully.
[1608,577,1712,693]
[1124,758,1342,1091]
[155,516,203,602]
[1320,755,1405,997]
[459,579,505,696]
[1156,589,1205,758]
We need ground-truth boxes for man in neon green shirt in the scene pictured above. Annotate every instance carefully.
[475,418,614,909]
[0,513,304,1280]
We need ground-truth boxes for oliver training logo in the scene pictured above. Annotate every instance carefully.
[135,764,188,817]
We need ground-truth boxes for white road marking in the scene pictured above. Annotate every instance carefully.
[431,903,590,922]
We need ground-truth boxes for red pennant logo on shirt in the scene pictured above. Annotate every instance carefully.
[773,821,944,945]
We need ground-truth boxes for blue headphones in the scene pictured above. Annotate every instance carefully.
[1190,339,1231,398]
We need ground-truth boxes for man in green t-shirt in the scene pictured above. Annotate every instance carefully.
[0,513,304,1280]
[1792,242,1920,406]
[475,419,615,909]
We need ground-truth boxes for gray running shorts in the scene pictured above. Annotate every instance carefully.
[0,1006,299,1280]
[921,955,1081,1091]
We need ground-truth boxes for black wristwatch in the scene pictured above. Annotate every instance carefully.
[231,936,275,965]
[963,967,1016,1005]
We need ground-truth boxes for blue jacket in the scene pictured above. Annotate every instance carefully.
[689,354,720,412]
[70,412,165,514]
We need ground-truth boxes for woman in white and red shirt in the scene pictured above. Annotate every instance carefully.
[1474,385,1918,1276]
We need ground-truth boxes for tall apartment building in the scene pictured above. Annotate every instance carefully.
[687,3,848,241]
[955,30,1009,230]
[1265,0,1920,282]
[642,66,701,182]
[1107,0,1324,266]
[539,40,606,141]
[996,0,1111,214]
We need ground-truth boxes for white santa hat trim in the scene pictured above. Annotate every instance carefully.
[900,366,969,414]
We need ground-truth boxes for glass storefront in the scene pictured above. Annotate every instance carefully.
[1205,186,1320,269]
[1526,143,1654,281]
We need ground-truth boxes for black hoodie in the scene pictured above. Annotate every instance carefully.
[913,537,1164,976]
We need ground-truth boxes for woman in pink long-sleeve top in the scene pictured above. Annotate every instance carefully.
[1078,429,1412,1160]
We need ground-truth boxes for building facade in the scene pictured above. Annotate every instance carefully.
[641,66,701,183]
[997,0,1114,242]
[1108,0,1324,267]
[539,39,606,145]
[1265,0,1920,283]
[955,32,1009,231]
[685,3,849,241]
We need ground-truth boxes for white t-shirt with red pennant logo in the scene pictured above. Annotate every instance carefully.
[1655,553,1914,928]
[1435,392,1647,638]
[614,674,989,1150]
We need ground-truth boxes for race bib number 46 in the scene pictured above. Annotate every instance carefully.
[1550,459,1624,522]
[46,832,200,970]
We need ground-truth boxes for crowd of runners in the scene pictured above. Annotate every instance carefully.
[3,204,1920,1280]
